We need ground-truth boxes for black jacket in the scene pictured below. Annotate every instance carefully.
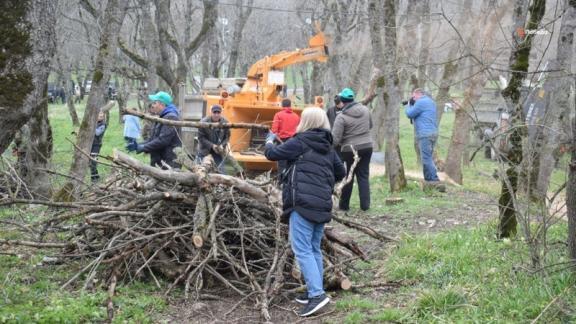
[141,104,181,168]
[197,115,230,156]
[265,128,346,223]
[91,120,107,153]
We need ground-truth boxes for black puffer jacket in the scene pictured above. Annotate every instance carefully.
[265,128,346,223]
[141,104,181,168]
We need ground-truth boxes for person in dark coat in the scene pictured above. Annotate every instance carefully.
[126,91,181,169]
[197,104,230,173]
[90,111,107,182]
[265,107,346,317]
[326,95,344,129]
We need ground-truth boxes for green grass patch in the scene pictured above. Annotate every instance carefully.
[381,224,576,323]
[0,254,166,323]
[335,295,378,311]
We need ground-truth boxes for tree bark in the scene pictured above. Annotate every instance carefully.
[0,0,57,155]
[61,0,129,196]
[369,0,406,192]
[227,0,253,77]
[445,76,485,184]
[498,0,546,238]
[534,4,576,201]
[21,99,53,199]
[444,0,511,185]
[568,114,576,262]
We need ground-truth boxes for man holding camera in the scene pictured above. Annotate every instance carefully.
[405,88,442,186]
[197,104,230,174]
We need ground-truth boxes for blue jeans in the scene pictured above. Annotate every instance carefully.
[289,211,325,298]
[419,135,440,181]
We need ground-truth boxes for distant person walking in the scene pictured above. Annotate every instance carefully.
[331,88,373,211]
[264,107,346,317]
[90,111,107,182]
[123,111,141,146]
[126,91,181,169]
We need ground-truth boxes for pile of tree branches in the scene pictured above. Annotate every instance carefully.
[0,150,393,321]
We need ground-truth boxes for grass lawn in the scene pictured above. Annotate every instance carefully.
[0,98,573,323]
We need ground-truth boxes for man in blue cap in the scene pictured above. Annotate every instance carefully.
[126,91,181,169]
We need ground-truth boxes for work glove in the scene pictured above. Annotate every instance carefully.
[265,132,277,145]
[126,141,144,153]
[214,145,224,155]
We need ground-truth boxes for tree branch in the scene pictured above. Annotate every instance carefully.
[185,0,217,59]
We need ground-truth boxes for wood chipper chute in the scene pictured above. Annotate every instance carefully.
[202,31,329,171]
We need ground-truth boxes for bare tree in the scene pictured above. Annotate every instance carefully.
[119,0,217,99]
[58,0,130,197]
[444,0,511,184]
[435,0,474,124]
[368,0,407,192]
[227,0,253,77]
[498,0,546,238]
[534,2,576,201]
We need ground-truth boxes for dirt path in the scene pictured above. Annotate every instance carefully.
[160,164,498,323]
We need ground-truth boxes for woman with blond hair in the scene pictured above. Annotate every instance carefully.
[265,107,346,317]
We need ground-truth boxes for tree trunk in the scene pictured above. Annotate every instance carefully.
[61,0,129,197]
[22,99,53,199]
[444,0,511,185]
[227,0,253,77]
[0,0,57,155]
[435,60,458,124]
[568,114,576,262]
[445,76,485,184]
[498,0,546,238]
[535,4,575,201]
[66,86,80,127]
[376,0,406,192]
[416,0,431,89]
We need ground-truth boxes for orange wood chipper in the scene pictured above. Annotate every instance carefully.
[202,32,328,171]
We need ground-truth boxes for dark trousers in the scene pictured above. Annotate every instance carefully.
[90,145,101,182]
[339,147,372,211]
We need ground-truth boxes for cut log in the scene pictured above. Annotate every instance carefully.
[324,227,367,260]
[385,197,404,205]
[324,257,352,290]
[332,215,397,242]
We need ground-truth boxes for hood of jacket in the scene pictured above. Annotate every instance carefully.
[160,103,180,118]
[296,128,333,154]
[281,107,294,113]
[340,102,364,118]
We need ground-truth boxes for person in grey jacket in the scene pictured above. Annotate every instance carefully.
[331,88,373,211]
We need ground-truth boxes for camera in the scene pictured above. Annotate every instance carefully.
[402,98,416,106]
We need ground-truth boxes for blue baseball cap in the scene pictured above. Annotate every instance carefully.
[339,88,355,100]
[148,91,172,105]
